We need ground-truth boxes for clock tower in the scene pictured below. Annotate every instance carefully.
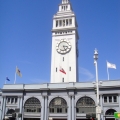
[51,0,79,83]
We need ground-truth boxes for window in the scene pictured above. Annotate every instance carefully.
[49,97,67,113]
[103,95,118,103]
[56,68,57,72]
[76,96,95,113]
[11,98,14,104]
[105,109,116,115]
[7,97,18,104]
[66,6,68,10]
[15,98,17,104]
[66,19,68,26]
[62,78,64,82]
[69,19,72,25]
[109,96,112,102]
[113,96,117,102]
[64,6,65,10]
[7,98,10,103]
[63,20,65,26]
[58,19,73,27]
[50,108,54,113]
[69,67,71,71]
[59,20,62,26]
[104,96,107,103]
[57,108,62,113]
[63,57,64,61]
[56,20,58,27]
[76,108,79,113]
[24,97,41,113]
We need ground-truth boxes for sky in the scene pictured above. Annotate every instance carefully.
[0,0,120,88]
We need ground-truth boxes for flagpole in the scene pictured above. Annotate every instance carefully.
[14,72,16,84]
[107,66,110,80]
[106,61,109,80]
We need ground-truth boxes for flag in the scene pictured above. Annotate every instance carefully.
[107,61,116,69]
[6,77,10,81]
[16,66,22,77]
[59,67,66,74]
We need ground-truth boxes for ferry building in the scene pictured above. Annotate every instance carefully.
[0,0,120,120]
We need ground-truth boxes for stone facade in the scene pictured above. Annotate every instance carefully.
[0,80,120,120]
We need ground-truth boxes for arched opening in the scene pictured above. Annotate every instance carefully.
[105,109,116,120]
[76,96,96,114]
[105,109,116,115]
[49,97,67,113]
[24,97,41,113]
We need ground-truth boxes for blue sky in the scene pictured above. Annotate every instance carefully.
[0,0,120,88]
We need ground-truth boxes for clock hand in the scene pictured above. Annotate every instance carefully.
[63,45,68,50]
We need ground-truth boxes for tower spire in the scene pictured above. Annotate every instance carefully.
[62,0,70,4]
[51,1,79,83]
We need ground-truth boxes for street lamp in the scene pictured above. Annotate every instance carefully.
[93,48,100,120]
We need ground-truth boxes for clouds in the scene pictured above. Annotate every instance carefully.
[79,67,94,81]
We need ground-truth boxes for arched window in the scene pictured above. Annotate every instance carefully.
[6,109,15,114]
[24,97,41,113]
[76,96,95,113]
[49,97,67,113]
[105,109,116,115]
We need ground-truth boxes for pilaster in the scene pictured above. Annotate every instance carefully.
[2,96,6,120]
[0,97,3,120]
[72,95,75,120]
[20,97,23,120]
[41,96,45,120]
[68,96,72,120]
[44,96,48,120]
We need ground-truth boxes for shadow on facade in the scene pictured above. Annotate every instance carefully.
[24,118,40,120]
[105,119,115,120]
[8,118,15,120]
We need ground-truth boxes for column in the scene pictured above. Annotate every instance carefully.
[68,96,72,120]
[41,96,45,120]
[0,97,3,120]
[20,97,23,120]
[17,97,20,108]
[100,95,103,120]
[17,97,20,120]
[72,96,75,120]
[44,96,47,120]
[2,97,6,120]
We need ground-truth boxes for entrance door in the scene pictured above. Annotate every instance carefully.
[105,119,115,120]
[76,118,91,120]
[9,118,16,120]
[53,119,67,120]
[24,118,40,120]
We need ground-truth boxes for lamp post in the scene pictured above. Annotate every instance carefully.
[93,48,100,120]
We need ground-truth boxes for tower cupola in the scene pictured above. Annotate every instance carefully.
[59,0,72,12]
[62,0,70,4]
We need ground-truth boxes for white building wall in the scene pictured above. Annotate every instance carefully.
[51,32,78,83]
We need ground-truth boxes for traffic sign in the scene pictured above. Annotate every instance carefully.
[114,112,120,118]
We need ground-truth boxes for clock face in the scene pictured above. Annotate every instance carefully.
[56,39,71,54]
